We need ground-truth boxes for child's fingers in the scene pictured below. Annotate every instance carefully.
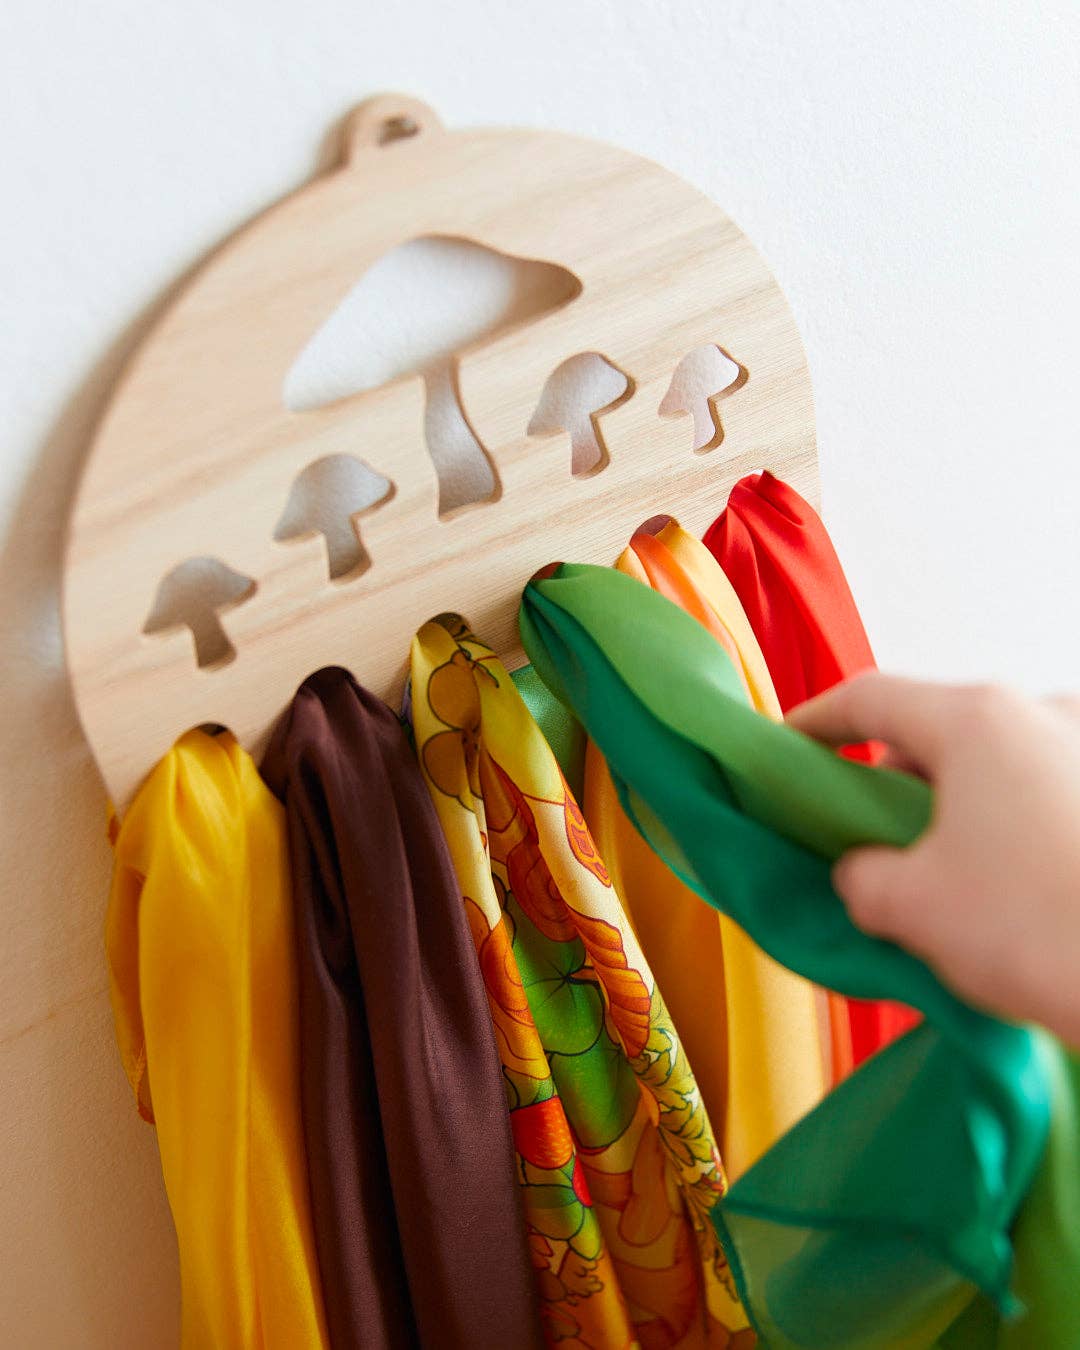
[787,672,959,773]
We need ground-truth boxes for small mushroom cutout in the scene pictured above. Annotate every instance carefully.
[273,453,394,581]
[142,557,256,669]
[527,353,631,476]
[659,345,746,451]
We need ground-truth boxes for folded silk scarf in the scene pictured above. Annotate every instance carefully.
[705,471,920,1064]
[106,731,329,1350]
[626,522,855,1087]
[409,616,753,1349]
[260,669,541,1350]
[584,522,833,1181]
[520,565,1049,1350]
[703,471,876,722]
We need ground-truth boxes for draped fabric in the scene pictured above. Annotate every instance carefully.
[630,522,853,1085]
[260,668,541,1350]
[996,1040,1080,1348]
[520,565,1049,1350]
[702,471,876,726]
[705,471,919,1064]
[940,1034,1080,1349]
[584,522,833,1181]
[409,615,752,1349]
[106,731,329,1350]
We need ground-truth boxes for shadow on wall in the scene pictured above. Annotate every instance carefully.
[0,291,184,1347]
[0,105,409,1346]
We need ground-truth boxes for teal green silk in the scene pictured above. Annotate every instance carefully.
[519,563,1050,1350]
[510,664,586,799]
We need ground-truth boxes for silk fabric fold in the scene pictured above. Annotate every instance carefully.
[585,522,832,1179]
[106,731,329,1350]
[705,471,920,1064]
[409,615,753,1349]
[703,471,876,723]
[260,669,541,1350]
[520,565,1048,1350]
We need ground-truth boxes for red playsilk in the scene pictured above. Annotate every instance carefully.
[704,471,920,1067]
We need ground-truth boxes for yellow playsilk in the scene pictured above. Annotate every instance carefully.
[583,523,831,1178]
[106,730,328,1350]
[409,615,752,1348]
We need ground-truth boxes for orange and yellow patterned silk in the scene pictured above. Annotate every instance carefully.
[409,615,753,1349]
[106,730,329,1350]
[583,523,835,1181]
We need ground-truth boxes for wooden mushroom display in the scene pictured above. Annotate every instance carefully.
[63,94,819,811]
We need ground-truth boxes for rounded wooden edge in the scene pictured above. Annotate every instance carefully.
[341,93,444,161]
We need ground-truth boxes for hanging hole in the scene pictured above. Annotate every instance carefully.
[274,453,394,581]
[143,558,257,669]
[659,344,746,452]
[528,353,632,476]
[379,115,420,145]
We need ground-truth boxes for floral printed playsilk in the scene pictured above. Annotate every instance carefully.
[106,731,328,1350]
[705,471,920,1065]
[408,615,753,1349]
[520,565,1049,1350]
[583,523,832,1180]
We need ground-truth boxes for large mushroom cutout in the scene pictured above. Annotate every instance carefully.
[527,353,631,477]
[659,344,747,451]
[284,235,581,517]
[273,453,393,581]
[142,557,256,669]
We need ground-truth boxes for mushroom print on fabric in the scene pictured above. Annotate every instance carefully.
[408,615,754,1350]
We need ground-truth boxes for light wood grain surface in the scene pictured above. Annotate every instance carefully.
[63,95,818,811]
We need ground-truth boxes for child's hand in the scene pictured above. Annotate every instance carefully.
[788,674,1080,1045]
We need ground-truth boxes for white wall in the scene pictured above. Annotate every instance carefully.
[2,1,1079,1343]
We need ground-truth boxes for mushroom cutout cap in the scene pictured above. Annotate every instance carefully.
[143,558,257,669]
[527,353,631,477]
[274,454,394,581]
[659,345,747,452]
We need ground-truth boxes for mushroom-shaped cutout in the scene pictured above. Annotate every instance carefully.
[143,557,256,669]
[284,235,582,517]
[527,353,631,476]
[273,453,393,581]
[659,345,746,451]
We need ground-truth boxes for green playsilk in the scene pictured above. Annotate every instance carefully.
[519,563,1051,1349]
